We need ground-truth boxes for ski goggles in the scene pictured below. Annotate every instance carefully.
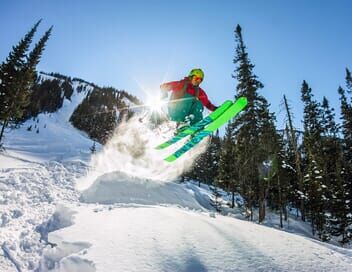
[192,76,203,82]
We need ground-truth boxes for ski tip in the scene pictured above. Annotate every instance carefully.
[164,155,177,162]
[155,141,170,150]
[238,96,248,105]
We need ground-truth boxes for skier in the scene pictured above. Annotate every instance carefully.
[160,68,217,131]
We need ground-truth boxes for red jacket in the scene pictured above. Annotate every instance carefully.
[160,77,216,111]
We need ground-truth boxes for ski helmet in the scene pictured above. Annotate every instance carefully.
[188,68,204,79]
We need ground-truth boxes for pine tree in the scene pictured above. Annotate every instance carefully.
[210,181,223,212]
[268,131,291,228]
[0,20,51,144]
[202,133,221,184]
[282,126,305,219]
[16,26,53,122]
[26,26,52,73]
[229,25,277,222]
[305,159,328,238]
[301,80,328,238]
[217,124,238,208]
[21,26,53,94]
[320,97,340,199]
[70,87,122,143]
[186,132,221,186]
[0,20,41,142]
[345,68,352,93]
[309,97,341,241]
[334,69,352,244]
[339,69,352,169]
[343,69,352,225]
[328,141,351,245]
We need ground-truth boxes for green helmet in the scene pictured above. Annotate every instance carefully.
[188,68,204,79]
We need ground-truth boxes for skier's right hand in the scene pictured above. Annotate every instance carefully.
[160,83,168,91]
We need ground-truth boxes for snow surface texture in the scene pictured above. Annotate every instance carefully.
[41,204,352,272]
[0,157,88,271]
[1,77,352,271]
[0,78,94,271]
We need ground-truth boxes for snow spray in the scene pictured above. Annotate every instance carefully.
[77,113,209,190]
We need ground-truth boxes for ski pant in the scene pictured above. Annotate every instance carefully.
[167,93,204,125]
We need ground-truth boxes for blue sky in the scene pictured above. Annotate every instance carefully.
[1,0,351,129]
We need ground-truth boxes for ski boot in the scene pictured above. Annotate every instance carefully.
[174,114,194,135]
[175,122,189,135]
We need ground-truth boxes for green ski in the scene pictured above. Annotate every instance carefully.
[155,100,233,150]
[164,97,248,162]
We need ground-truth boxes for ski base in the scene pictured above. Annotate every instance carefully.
[155,100,233,150]
[162,97,248,162]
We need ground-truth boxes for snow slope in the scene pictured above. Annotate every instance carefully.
[1,79,352,271]
[2,79,95,162]
[50,207,350,271]
[39,172,352,272]
[0,77,95,271]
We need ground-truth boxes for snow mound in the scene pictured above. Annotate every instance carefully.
[80,171,206,210]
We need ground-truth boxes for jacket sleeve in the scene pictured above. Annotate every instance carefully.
[198,89,217,111]
[160,80,184,92]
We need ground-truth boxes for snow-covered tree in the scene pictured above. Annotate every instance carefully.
[301,80,329,238]
[217,125,239,208]
[229,24,277,222]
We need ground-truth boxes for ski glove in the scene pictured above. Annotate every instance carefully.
[160,83,169,91]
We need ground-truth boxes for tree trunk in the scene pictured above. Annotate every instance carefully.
[0,118,9,144]
[278,175,283,228]
[229,181,235,208]
[247,198,253,221]
[311,215,316,236]
[259,200,265,223]
[259,182,266,223]
[283,95,305,221]
[250,205,253,221]
[284,205,288,221]
[232,190,235,208]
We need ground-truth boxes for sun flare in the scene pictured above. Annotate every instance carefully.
[146,94,167,114]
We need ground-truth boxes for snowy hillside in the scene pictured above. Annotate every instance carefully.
[2,74,96,162]
[1,82,352,271]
